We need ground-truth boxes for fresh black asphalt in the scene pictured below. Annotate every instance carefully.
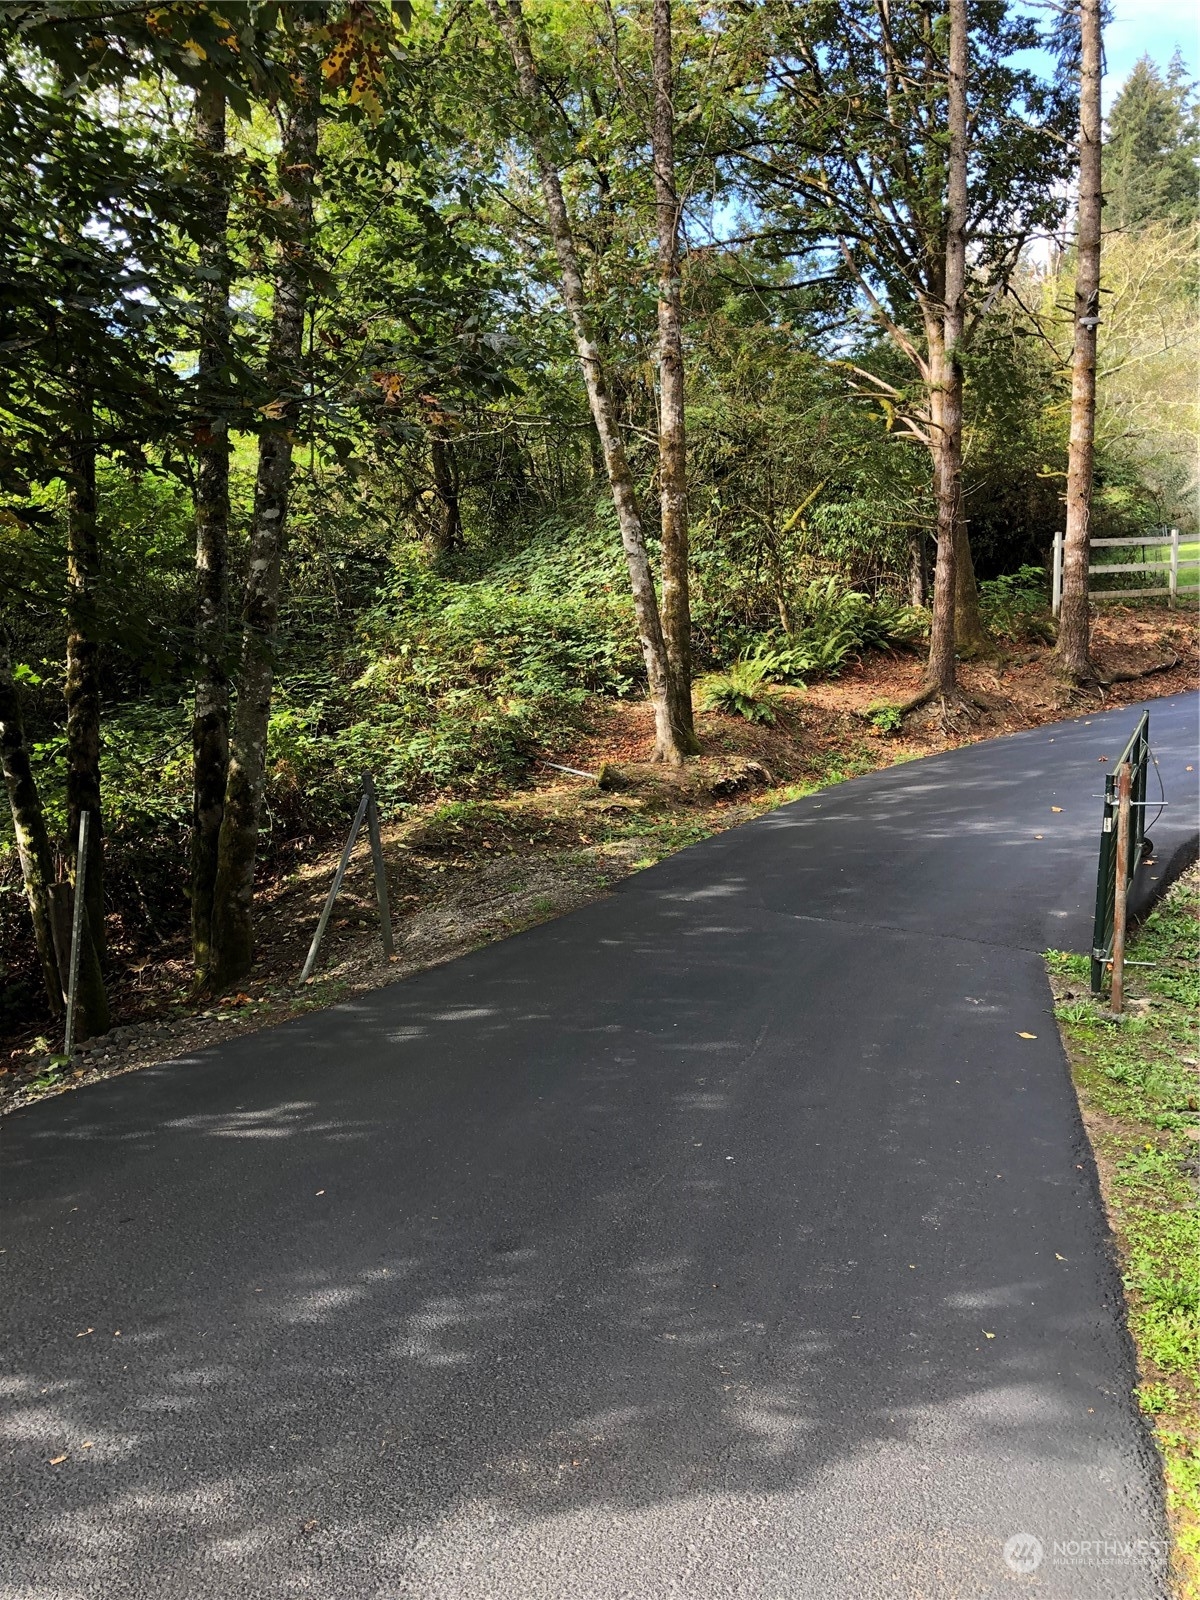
[3,690,1197,1599]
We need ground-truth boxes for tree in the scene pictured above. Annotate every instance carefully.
[209,34,323,988]
[1105,54,1200,232]
[1,637,110,1035]
[652,0,700,752]
[484,0,691,764]
[0,11,206,1030]
[1,639,66,1015]
[1056,0,1102,682]
[924,0,969,699]
[190,82,235,981]
[744,0,1074,685]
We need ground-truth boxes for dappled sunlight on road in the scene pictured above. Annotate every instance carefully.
[3,693,1193,1596]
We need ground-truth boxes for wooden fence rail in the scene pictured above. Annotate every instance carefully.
[1052,528,1199,615]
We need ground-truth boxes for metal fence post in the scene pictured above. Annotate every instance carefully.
[1110,761,1132,1015]
[63,810,89,1057]
[1052,530,1063,616]
[1169,528,1179,608]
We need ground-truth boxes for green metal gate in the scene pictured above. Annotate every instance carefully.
[1090,711,1153,994]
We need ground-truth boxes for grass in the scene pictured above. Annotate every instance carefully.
[1048,866,1200,1596]
[1090,537,1200,602]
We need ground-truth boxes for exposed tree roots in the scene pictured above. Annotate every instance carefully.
[1055,653,1182,700]
[1097,653,1181,689]
[898,683,987,733]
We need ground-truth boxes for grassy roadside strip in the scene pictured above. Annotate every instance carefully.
[1048,865,1200,1597]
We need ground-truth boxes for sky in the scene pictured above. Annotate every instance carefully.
[1102,0,1199,109]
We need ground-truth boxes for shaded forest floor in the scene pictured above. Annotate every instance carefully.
[2,605,1195,1114]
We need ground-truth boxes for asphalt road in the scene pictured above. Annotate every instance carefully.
[3,691,1197,1600]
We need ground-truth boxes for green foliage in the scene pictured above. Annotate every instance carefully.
[787,580,927,677]
[863,701,904,734]
[1046,948,1090,980]
[695,659,782,724]
[1105,54,1200,232]
[977,565,1055,642]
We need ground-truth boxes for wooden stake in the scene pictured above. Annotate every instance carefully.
[363,773,394,960]
[64,810,89,1056]
[1110,760,1132,1014]
[300,793,369,983]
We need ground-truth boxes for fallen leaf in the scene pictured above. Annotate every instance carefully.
[81,1441,94,1449]
[983,1331,996,1340]
[75,1328,94,1338]
[1017,1032,1037,1039]
[1055,1253,1067,1261]
[1051,806,1063,813]
[49,1454,68,1465]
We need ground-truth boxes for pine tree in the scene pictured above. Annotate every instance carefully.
[1105,54,1200,231]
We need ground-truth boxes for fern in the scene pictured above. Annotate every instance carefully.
[696,658,782,723]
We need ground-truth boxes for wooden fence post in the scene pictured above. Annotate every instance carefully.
[300,792,369,983]
[1169,528,1179,608]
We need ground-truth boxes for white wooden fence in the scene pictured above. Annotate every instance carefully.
[1051,528,1199,616]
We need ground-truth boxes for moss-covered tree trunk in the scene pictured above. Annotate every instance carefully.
[190,80,233,982]
[209,56,319,990]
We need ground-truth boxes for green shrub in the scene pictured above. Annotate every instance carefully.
[978,564,1055,642]
[864,700,904,734]
[735,581,927,683]
[696,658,782,724]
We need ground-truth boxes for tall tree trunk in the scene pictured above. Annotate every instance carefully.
[908,531,928,607]
[1056,0,1102,681]
[209,55,319,989]
[922,333,958,695]
[2,639,109,1034]
[65,379,105,957]
[190,81,232,982]
[485,0,686,764]
[1,639,64,1014]
[652,0,699,753]
[428,431,462,558]
[953,503,986,652]
[922,0,969,695]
